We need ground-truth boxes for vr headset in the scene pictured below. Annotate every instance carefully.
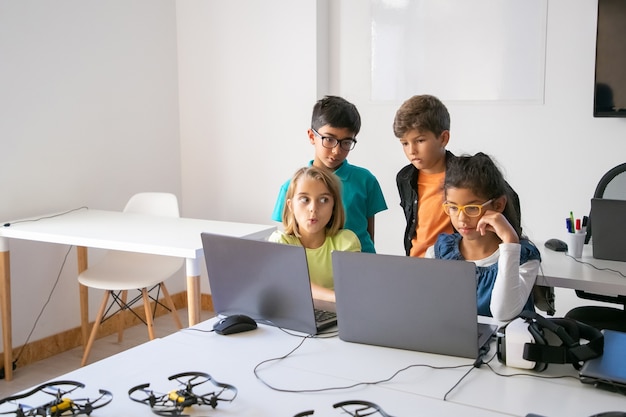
[497,310,604,372]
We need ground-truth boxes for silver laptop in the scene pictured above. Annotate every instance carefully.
[580,329,626,390]
[591,198,626,262]
[201,232,336,335]
[332,251,496,359]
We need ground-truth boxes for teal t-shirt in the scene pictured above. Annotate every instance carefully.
[271,160,388,253]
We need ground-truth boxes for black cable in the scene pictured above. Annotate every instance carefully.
[562,252,626,278]
[253,334,472,394]
[3,206,88,227]
[12,245,74,367]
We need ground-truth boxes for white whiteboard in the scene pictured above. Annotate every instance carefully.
[371,0,548,102]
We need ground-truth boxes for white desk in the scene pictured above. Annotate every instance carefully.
[0,208,275,381]
[3,318,624,416]
[538,242,626,296]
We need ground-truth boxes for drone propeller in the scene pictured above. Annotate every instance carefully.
[0,381,112,417]
[129,371,237,416]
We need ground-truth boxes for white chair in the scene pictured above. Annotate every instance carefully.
[78,192,184,366]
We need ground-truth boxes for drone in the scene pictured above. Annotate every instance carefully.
[128,371,237,416]
[294,400,396,417]
[0,380,112,417]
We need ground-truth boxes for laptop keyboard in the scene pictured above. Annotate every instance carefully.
[314,308,336,323]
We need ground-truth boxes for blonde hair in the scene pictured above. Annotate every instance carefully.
[282,166,345,238]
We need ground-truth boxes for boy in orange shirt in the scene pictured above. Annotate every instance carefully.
[393,95,454,257]
[394,94,521,257]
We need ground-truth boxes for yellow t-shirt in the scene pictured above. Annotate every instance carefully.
[268,229,361,289]
[409,171,453,257]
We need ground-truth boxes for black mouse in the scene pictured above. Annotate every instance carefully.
[545,238,568,252]
[213,314,257,335]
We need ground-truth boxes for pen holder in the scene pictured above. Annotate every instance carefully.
[566,232,585,258]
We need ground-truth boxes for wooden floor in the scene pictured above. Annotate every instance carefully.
[0,308,214,397]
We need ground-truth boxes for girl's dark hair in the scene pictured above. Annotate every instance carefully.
[311,96,361,135]
[444,152,523,238]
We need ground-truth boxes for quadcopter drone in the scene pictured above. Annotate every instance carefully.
[294,400,395,417]
[128,371,237,416]
[0,380,112,417]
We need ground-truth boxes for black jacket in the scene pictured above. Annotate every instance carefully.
[396,151,521,256]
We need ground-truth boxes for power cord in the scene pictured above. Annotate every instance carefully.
[3,206,88,228]
[0,245,73,379]
[253,332,472,394]
[562,252,626,278]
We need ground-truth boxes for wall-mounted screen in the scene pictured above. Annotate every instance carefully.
[594,0,626,117]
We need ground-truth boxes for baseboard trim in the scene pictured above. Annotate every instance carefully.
[2,292,214,370]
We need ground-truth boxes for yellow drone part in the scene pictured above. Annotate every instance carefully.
[168,391,185,403]
[50,398,73,413]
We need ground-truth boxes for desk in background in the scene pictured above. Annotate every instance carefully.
[538,241,626,296]
[4,318,625,416]
[0,208,275,381]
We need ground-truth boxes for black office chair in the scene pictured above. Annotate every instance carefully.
[565,162,626,331]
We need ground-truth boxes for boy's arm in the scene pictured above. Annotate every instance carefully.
[367,216,375,243]
[271,180,290,222]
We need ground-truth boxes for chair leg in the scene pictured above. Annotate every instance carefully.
[81,290,111,367]
[79,284,90,346]
[160,283,183,329]
[117,290,128,343]
[142,289,156,340]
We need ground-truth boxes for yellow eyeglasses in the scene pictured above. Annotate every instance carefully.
[442,199,494,217]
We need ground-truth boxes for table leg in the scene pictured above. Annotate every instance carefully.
[0,239,13,381]
[185,258,201,326]
[77,246,89,346]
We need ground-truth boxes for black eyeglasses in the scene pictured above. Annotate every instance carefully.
[312,128,357,151]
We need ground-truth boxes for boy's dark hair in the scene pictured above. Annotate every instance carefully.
[444,152,523,238]
[393,95,450,138]
[311,95,361,135]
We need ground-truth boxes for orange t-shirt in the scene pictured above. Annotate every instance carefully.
[409,171,453,257]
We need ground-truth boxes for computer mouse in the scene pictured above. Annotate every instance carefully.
[544,238,568,252]
[213,314,257,335]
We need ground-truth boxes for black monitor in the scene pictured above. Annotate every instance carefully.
[593,0,626,117]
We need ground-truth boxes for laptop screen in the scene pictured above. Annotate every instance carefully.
[201,232,321,334]
[591,198,626,262]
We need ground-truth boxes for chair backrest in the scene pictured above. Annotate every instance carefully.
[577,163,626,306]
[585,163,626,243]
[596,163,626,199]
[123,192,180,218]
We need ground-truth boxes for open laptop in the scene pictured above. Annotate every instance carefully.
[579,329,626,390]
[331,251,497,359]
[200,232,337,335]
[591,198,626,262]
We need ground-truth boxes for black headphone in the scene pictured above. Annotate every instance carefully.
[497,310,604,372]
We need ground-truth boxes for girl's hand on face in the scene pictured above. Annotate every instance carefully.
[476,210,519,244]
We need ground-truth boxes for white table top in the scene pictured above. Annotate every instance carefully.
[0,208,275,258]
[5,318,625,417]
[538,241,626,296]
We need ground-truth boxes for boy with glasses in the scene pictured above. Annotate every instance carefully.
[271,96,387,253]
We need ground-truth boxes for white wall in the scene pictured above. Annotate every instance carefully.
[0,0,182,347]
